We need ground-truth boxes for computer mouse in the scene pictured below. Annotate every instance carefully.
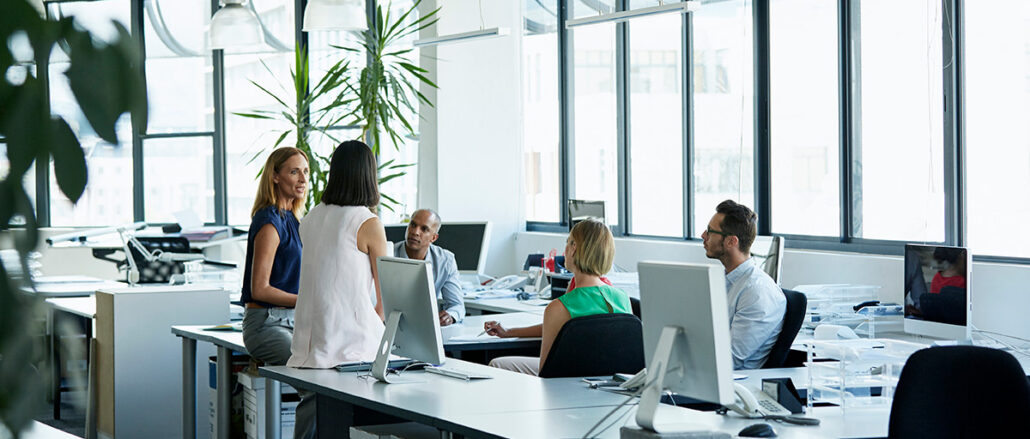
[738,423,777,438]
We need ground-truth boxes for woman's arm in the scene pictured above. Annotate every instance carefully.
[538,300,571,369]
[357,216,389,321]
[483,322,543,338]
[250,224,298,307]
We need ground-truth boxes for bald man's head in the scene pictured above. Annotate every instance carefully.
[404,209,442,255]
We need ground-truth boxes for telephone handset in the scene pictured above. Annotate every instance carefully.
[487,274,528,290]
[728,383,792,418]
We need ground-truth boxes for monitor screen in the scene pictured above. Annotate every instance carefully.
[384,222,491,273]
[903,244,970,339]
[568,199,605,230]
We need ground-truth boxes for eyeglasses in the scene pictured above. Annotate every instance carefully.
[704,227,732,238]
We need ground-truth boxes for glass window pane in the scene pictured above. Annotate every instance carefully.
[629,14,683,236]
[571,23,619,225]
[573,0,615,19]
[964,1,1030,258]
[692,0,754,235]
[47,0,134,226]
[523,0,560,223]
[143,0,214,133]
[769,0,839,236]
[143,137,214,223]
[851,0,944,242]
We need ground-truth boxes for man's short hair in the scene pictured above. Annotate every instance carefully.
[716,200,757,254]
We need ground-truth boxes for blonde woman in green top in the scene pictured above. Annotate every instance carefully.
[485,219,632,375]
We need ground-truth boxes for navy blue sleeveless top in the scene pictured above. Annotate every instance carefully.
[241,206,302,307]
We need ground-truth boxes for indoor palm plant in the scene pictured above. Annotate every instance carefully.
[0,0,147,435]
[237,0,438,213]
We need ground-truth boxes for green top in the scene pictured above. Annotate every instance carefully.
[557,285,632,319]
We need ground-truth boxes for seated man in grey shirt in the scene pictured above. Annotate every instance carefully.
[393,208,465,326]
[701,200,786,370]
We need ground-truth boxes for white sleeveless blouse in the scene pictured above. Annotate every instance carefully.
[288,204,384,368]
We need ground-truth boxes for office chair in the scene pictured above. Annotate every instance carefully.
[761,288,807,369]
[888,346,1030,438]
[538,313,645,379]
[629,297,641,320]
[919,286,967,326]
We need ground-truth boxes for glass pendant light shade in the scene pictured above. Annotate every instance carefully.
[209,0,265,49]
[303,0,366,32]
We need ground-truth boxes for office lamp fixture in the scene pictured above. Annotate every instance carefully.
[413,0,510,47]
[565,0,702,29]
[209,0,265,49]
[303,0,367,32]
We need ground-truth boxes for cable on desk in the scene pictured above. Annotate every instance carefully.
[581,373,658,439]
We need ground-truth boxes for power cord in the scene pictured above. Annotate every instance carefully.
[581,374,658,439]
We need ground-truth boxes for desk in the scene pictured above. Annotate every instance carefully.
[44,297,96,420]
[173,312,543,439]
[259,361,889,439]
[464,297,549,315]
[22,277,123,298]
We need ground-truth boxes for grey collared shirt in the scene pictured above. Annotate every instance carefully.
[725,258,786,370]
[394,242,465,322]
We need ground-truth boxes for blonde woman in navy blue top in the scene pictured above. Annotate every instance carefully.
[241,147,308,367]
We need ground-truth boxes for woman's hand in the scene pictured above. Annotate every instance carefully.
[483,321,510,338]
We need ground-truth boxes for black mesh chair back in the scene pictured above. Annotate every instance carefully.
[761,288,807,369]
[538,313,645,379]
[629,297,641,320]
[888,346,1030,438]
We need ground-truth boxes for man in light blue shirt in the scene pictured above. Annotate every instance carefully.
[702,200,786,370]
[393,208,465,326]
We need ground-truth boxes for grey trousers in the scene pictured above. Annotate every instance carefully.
[489,356,541,376]
[242,308,315,439]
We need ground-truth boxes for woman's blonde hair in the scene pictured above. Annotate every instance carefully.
[251,147,308,218]
[567,219,615,277]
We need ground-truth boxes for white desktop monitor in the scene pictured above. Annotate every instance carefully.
[752,235,785,284]
[568,199,605,230]
[371,257,447,383]
[636,261,736,432]
[384,221,491,275]
[903,244,971,340]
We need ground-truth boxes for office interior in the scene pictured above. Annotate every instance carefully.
[3,0,1030,438]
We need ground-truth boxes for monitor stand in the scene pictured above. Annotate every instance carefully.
[636,326,714,434]
[371,310,423,384]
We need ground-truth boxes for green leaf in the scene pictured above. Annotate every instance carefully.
[49,118,88,203]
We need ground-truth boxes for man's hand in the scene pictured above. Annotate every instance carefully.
[438,310,455,326]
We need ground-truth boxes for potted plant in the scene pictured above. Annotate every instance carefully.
[0,0,146,434]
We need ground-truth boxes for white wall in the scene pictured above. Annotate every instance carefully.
[423,0,524,276]
[514,231,1030,340]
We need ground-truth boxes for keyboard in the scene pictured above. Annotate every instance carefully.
[425,366,493,380]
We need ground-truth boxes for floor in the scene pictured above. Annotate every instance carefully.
[34,389,85,437]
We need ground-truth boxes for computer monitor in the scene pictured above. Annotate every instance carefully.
[636,261,736,432]
[384,221,492,275]
[371,257,447,383]
[751,235,784,284]
[567,199,605,230]
[903,244,971,340]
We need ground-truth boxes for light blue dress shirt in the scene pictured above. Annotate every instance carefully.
[725,258,786,370]
[394,242,465,322]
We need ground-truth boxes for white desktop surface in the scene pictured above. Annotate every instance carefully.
[464,297,549,315]
[443,312,543,344]
[22,279,123,297]
[45,296,96,319]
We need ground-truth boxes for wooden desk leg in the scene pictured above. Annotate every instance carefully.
[216,346,232,439]
[181,337,197,439]
[265,377,281,439]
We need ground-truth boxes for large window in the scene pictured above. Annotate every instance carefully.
[964,0,1030,259]
[142,0,216,223]
[224,0,295,225]
[769,0,839,237]
[523,0,561,223]
[570,20,619,225]
[692,0,754,236]
[46,0,134,227]
[851,0,944,242]
[628,13,683,236]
